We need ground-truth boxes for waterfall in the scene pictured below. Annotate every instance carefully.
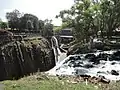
[51,36,61,64]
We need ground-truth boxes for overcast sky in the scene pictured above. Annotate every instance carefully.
[0,0,74,26]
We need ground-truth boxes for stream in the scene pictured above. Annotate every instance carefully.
[47,50,120,81]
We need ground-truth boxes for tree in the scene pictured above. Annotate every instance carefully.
[6,10,40,31]
[26,20,34,30]
[42,19,53,37]
[5,9,53,37]
[57,0,98,42]
[6,9,21,30]
[0,22,8,29]
[57,0,120,43]
[20,14,39,31]
[100,0,120,38]
[38,20,44,34]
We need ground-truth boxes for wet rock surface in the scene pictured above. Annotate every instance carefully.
[49,50,120,82]
[67,40,120,56]
[111,70,119,76]
[0,29,13,45]
[0,31,55,80]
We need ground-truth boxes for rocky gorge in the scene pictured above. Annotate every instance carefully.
[0,29,55,80]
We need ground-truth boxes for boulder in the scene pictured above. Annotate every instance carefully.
[111,51,120,60]
[83,64,94,68]
[111,70,119,76]
[67,43,93,56]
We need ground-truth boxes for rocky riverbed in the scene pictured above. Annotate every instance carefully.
[48,50,120,83]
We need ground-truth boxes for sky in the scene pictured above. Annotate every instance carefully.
[0,0,74,26]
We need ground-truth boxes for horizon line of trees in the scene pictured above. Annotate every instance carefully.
[2,9,53,37]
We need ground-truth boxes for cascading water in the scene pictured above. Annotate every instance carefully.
[51,36,62,64]
[47,50,120,81]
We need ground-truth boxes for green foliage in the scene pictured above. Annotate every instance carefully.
[0,21,8,29]
[53,26,61,34]
[57,0,120,43]
[6,9,21,30]
[39,20,44,33]
[43,19,53,37]
[26,20,34,30]
[20,14,39,30]
[53,22,70,34]
[2,73,120,90]
[2,75,97,90]
[5,10,54,37]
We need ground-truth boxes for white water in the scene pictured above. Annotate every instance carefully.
[47,50,120,81]
[51,36,62,63]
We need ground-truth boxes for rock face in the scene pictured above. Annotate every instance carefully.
[67,43,93,56]
[0,29,13,45]
[67,39,120,56]
[0,30,55,80]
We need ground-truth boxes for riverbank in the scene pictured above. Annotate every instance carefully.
[1,72,120,90]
